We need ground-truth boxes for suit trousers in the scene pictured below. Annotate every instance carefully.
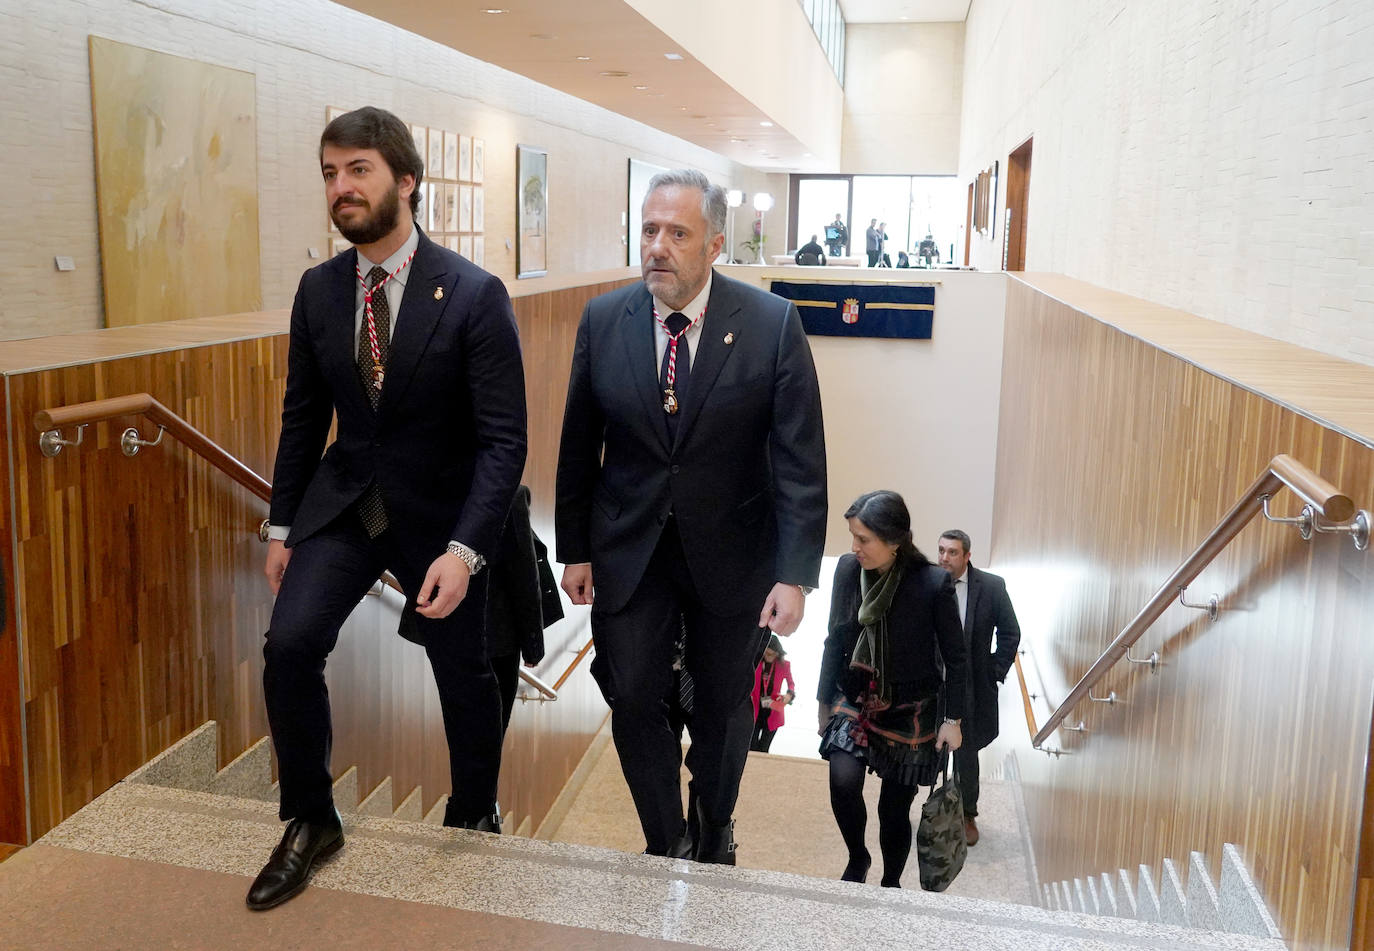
[263,508,501,824]
[591,517,771,853]
[954,744,980,818]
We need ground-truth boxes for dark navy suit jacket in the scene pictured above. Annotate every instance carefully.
[269,229,527,563]
[554,271,827,615]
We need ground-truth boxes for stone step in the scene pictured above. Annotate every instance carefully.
[38,780,1283,951]
[1048,847,1280,941]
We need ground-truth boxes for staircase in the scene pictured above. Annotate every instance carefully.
[0,722,1289,950]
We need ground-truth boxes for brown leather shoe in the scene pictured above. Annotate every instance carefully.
[245,811,344,911]
[964,816,980,847]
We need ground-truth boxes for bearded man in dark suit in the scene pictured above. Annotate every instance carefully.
[247,106,527,910]
[937,529,1021,847]
[556,170,827,863]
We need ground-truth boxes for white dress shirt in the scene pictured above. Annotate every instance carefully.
[651,271,712,376]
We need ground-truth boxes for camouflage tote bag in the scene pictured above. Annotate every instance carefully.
[916,759,967,891]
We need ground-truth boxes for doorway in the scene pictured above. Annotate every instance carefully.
[1004,137,1032,271]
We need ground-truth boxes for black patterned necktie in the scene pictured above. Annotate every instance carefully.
[356,265,391,537]
[357,265,392,409]
[660,312,691,437]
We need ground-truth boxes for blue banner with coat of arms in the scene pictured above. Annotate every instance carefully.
[769,281,935,339]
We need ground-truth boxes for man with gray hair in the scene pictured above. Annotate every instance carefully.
[556,169,827,863]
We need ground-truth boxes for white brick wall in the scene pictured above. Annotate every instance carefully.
[1,0,777,340]
[959,0,1374,367]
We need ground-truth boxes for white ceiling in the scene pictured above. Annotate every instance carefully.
[336,0,972,172]
[838,0,971,24]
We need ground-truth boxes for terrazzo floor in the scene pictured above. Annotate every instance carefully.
[5,779,1284,951]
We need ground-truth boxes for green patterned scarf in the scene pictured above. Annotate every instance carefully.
[850,554,905,709]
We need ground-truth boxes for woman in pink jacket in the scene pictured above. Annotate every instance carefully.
[750,634,797,752]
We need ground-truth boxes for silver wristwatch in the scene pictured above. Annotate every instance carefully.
[446,540,485,575]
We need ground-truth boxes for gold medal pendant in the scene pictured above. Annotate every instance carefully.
[663,388,679,415]
[373,364,385,391]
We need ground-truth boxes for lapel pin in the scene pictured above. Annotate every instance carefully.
[724,332,735,345]
[434,286,444,300]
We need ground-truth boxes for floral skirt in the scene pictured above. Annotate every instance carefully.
[819,691,943,787]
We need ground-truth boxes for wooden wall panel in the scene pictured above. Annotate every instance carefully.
[989,278,1374,951]
[2,277,633,841]
[0,381,27,843]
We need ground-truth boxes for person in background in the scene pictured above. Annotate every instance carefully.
[795,234,827,267]
[936,529,1020,848]
[750,634,796,752]
[896,251,911,268]
[819,491,965,887]
[865,218,881,267]
[825,213,848,257]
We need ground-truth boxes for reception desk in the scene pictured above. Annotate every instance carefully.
[769,254,864,267]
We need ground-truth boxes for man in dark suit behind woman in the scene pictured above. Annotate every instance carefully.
[937,529,1020,846]
[248,106,526,910]
[556,169,827,864]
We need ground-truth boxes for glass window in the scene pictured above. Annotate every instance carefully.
[794,179,852,255]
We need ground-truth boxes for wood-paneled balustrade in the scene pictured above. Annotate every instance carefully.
[0,277,632,843]
[989,274,1374,951]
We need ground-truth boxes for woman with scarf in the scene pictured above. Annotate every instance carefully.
[817,490,966,886]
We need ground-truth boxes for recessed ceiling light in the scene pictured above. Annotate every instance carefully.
[575,55,592,61]
[482,8,507,13]
[633,84,648,90]
[679,106,688,111]
[730,137,744,143]
[803,152,813,158]
[759,121,773,127]
[598,70,629,77]
[691,114,706,119]
[530,33,557,40]
[664,52,683,60]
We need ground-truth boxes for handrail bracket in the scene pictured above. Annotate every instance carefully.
[1125,647,1161,671]
[1178,586,1220,621]
[39,424,87,458]
[121,425,166,457]
[1312,509,1370,552]
[1261,495,1314,540]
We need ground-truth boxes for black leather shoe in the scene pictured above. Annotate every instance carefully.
[460,812,502,834]
[667,821,695,859]
[245,811,344,911]
[694,817,737,865]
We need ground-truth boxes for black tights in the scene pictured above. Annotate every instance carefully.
[827,749,920,887]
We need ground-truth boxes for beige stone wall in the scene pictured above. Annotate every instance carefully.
[958,0,1374,366]
[2,0,777,340]
[841,22,965,175]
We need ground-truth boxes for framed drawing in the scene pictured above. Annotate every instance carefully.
[443,130,458,180]
[410,124,427,165]
[473,235,485,268]
[516,144,547,278]
[472,137,485,184]
[427,127,444,183]
[459,184,472,232]
[444,183,460,233]
[427,183,443,233]
[327,105,346,123]
[445,235,459,253]
[459,134,472,181]
[460,235,473,259]
[473,186,485,233]
[329,237,352,257]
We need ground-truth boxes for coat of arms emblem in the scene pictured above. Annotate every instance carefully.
[842,298,860,324]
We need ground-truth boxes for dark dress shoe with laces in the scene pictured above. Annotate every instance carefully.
[245,811,344,911]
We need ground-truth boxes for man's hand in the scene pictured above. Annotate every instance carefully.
[264,539,292,595]
[758,582,805,635]
[416,551,471,619]
[561,563,594,605]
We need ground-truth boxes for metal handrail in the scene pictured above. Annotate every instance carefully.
[36,393,270,501]
[1033,454,1359,748]
[34,394,407,599]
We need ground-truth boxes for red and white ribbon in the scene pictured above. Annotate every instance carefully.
[356,248,417,381]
